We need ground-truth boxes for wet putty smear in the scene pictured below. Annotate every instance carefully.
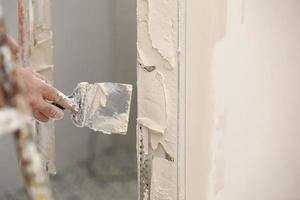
[69,82,133,134]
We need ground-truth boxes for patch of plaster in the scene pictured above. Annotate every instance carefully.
[137,71,167,136]
[137,0,178,199]
[153,143,174,162]
[70,82,132,135]
[137,0,176,71]
[138,126,175,200]
[147,0,177,70]
[137,22,162,69]
[151,157,175,200]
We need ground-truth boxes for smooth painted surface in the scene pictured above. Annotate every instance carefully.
[186,0,300,199]
[214,1,300,199]
[186,0,216,199]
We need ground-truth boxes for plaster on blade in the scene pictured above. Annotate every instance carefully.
[61,82,133,135]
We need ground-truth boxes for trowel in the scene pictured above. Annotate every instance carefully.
[54,82,133,134]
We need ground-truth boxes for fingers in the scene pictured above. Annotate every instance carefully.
[29,95,64,120]
[38,101,65,120]
[33,111,49,123]
[5,34,19,56]
[33,71,51,84]
[18,67,68,121]
[31,100,67,122]
[41,84,77,112]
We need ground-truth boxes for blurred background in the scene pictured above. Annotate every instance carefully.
[0,0,137,199]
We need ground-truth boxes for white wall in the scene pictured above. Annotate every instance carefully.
[186,0,300,199]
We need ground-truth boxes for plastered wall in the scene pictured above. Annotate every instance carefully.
[137,0,179,199]
[186,0,300,199]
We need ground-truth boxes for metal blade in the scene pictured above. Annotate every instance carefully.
[70,82,133,134]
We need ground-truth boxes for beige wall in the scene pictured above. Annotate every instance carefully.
[185,0,216,199]
[186,0,300,199]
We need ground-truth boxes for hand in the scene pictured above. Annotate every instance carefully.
[5,34,76,122]
[16,68,76,122]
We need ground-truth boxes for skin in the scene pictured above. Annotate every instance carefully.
[6,34,76,122]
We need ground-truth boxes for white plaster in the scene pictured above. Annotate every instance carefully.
[148,0,177,70]
[151,157,176,200]
[137,0,178,199]
[137,71,167,135]
[70,82,133,135]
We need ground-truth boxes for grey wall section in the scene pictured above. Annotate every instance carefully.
[110,0,137,162]
[53,0,114,169]
[0,0,136,194]
[0,0,24,192]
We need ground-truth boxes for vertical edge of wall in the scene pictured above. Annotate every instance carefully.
[185,0,218,199]
[18,0,56,174]
[178,0,186,199]
[35,0,56,174]
[137,0,179,199]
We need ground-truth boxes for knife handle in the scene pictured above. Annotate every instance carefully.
[52,103,65,110]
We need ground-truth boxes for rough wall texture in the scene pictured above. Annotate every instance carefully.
[137,0,178,199]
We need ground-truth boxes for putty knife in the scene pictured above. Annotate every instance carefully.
[54,82,132,134]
